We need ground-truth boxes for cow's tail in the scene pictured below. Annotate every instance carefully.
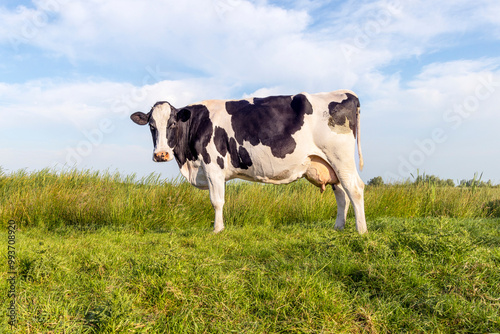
[356,105,364,171]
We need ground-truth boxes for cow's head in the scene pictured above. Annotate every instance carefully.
[130,101,191,162]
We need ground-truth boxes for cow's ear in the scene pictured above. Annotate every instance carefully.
[130,112,149,125]
[177,108,191,122]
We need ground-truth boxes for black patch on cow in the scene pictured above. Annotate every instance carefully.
[214,126,253,170]
[291,93,313,116]
[214,126,228,156]
[153,101,169,108]
[169,104,213,166]
[327,93,359,136]
[238,146,252,169]
[225,94,313,158]
[148,115,158,146]
[176,108,191,122]
[228,137,239,168]
[227,137,253,169]
[217,156,224,169]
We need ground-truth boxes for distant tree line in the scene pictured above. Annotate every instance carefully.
[367,172,499,188]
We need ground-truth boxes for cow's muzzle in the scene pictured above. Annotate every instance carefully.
[153,151,170,162]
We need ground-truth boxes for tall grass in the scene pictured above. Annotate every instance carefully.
[365,183,500,219]
[1,168,499,231]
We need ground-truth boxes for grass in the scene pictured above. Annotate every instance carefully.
[1,168,500,333]
[1,168,499,231]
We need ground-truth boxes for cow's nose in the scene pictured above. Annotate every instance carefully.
[153,151,169,162]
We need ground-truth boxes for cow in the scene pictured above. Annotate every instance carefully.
[131,90,367,234]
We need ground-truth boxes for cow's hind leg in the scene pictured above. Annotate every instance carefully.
[206,173,226,233]
[325,159,366,234]
[338,171,367,234]
[333,183,350,230]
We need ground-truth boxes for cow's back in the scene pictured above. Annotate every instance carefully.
[190,91,358,185]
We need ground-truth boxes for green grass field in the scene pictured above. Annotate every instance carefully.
[1,169,500,333]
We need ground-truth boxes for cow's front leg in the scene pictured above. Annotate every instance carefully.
[206,173,226,233]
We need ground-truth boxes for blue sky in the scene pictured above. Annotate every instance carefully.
[1,0,500,184]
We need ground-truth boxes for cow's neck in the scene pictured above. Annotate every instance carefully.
[171,120,208,188]
[172,119,191,168]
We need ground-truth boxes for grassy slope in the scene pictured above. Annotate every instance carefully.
[1,169,500,333]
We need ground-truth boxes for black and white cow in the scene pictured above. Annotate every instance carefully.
[131,90,367,234]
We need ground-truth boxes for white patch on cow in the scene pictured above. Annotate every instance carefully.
[179,159,209,189]
[227,141,312,185]
[151,103,175,161]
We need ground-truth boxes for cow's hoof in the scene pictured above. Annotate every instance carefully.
[213,227,225,234]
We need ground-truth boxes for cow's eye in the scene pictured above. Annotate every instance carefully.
[168,122,176,129]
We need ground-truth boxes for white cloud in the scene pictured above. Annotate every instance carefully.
[8,0,310,67]
[0,76,238,133]
[360,58,500,125]
[0,79,133,128]
[3,0,498,94]
[2,0,500,182]
[407,59,500,121]
[0,0,367,91]
[360,57,500,182]
[0,75,238,176]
